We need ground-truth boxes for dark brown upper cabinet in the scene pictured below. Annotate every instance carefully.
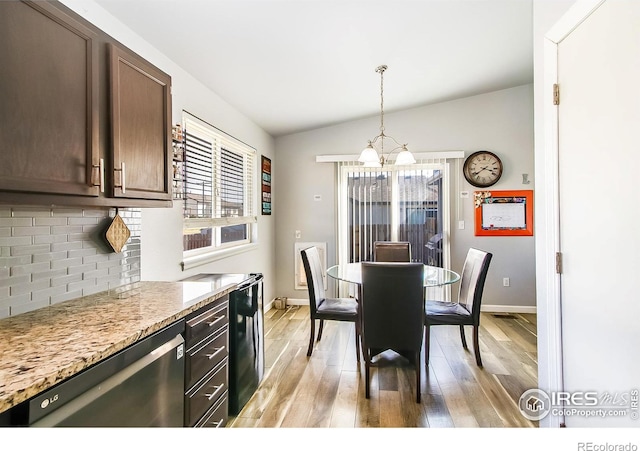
[0,1,173,208]
[0,0,100,198]
[109,43,172,202]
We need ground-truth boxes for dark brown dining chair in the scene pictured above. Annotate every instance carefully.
[301,246,360,361]
[373,241,411,262]
[424,248,492,368]
[360,262,424,403]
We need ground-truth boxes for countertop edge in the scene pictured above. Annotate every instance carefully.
[0,281,238,415]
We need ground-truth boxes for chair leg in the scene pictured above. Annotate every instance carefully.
[317,319,325,341]
[424,324,431,370]
[459,325,468,349]
[473,325,483,367]
[307,319,315,357]
[415,351,421,404]
[365,357,371,399]
[354,321,361,363]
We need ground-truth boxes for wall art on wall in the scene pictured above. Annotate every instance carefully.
[474,190,533,236]
[261,155,271,215]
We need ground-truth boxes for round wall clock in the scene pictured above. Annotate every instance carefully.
[463,150,503,188]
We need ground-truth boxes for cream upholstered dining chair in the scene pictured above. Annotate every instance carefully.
[300,246,360,361]
[373,241,411,262]
[424,248,492,367]
[360,261,424,403]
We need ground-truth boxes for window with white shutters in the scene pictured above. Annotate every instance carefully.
[182,112,256,254]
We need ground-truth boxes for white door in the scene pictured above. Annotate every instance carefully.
[556,0,640,427]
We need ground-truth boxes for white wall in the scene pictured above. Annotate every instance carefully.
[275,84,536,311]
[60,1,277,304]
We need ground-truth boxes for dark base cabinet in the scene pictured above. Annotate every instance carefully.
[181,274,265,417]
[183,294,229,427]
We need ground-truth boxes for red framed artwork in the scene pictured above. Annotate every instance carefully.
[474,190,533,236]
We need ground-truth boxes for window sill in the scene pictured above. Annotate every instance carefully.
[182,242,258,271]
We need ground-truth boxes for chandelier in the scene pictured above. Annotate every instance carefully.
[358,65,415,168]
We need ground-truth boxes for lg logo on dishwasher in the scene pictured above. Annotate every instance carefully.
[40,394,59,409]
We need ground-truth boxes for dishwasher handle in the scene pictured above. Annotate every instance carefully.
[31,334,185,427]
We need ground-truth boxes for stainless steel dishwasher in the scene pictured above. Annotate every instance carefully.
[28,321,185,427]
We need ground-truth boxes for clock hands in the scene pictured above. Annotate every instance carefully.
[471,165,498,176]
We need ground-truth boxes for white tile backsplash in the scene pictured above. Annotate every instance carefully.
[0,206,141,319]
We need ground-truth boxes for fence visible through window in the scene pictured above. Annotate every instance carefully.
[342,164,444,266]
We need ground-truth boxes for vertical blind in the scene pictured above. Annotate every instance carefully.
[337,159,447,265]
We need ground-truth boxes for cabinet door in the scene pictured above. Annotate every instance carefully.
[0,1,100,197]
[109,43,172,201]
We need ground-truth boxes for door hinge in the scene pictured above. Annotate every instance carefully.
[555,252,563,274]
[553,83,560,105]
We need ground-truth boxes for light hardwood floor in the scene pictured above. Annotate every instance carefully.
[229,305,538,428]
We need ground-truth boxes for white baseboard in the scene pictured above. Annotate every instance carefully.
[264,298,308,313]
[271,298,536,315]
[284,298,309,306]
[481,304,537,314]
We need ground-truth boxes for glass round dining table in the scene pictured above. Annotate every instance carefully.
[327,262,460,287]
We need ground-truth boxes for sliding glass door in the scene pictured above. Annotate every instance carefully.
[337,161,450,267]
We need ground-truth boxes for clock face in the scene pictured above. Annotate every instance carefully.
[463,151,503,188]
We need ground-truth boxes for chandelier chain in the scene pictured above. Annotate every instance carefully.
[376,64,387,152]
[379,66,385,135]
[358,64,414,167]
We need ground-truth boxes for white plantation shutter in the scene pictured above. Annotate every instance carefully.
[183,114,256,232]
[183,127,213,221]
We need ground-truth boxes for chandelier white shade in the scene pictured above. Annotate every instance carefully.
[357,144,382,167]
[358,65,415,167]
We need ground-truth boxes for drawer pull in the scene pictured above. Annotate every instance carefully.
[209,419,224,428]
[207,316,225,328]
[205,384,225,401]
[206,346,226,360]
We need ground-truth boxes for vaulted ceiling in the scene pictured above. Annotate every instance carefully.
[94,0,533,137]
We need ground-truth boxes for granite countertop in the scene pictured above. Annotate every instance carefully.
[0,279,238,415]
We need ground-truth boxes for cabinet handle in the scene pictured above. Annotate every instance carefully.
[207,316,224,328]
[208,419,224,428]
[205,383,224,401]
[114,162,126,194]
[99,158,105,193]
[121,162,126,194]
[206,346,225,360]
[91,159,105,193]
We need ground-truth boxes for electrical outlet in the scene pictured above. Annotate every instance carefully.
[458,220,465,230]
[503,277,510,287]
[295,230,301,239]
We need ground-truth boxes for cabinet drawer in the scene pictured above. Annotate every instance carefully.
[185,299,228,346]
[185,358,228,427]
[194,392,228,428]
[185,324,228,389]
